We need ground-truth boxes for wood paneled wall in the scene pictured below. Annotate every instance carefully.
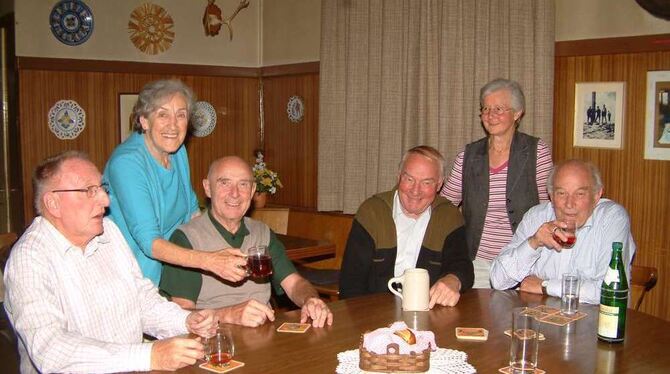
[261,64,320,209]
[17,60,260,222]
[554,35,670,321]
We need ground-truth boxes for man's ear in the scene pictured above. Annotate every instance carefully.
[43,193,61,218]
[594,187,604,201]
[203,179,211,198]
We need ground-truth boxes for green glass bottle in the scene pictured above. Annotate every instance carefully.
[597,242,628,343]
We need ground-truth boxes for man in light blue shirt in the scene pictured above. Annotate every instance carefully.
[490,159,635,304]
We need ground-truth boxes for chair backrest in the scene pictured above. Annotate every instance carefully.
[630,265,658,311]
[287,211,353,268]
[250,208,290,235]
[0,232,18,272]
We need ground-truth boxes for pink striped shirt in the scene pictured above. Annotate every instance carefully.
[441,139,553,261]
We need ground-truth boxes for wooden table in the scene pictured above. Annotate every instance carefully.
[174,289,670,373]
[277,234,336,261]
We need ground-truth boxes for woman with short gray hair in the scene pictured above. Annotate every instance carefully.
[441,78,553,288]
[103,79,247,286]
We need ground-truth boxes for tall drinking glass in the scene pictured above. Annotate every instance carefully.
[561,274,580,315]
[510,308,540,374]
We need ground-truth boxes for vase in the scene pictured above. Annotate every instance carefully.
[253,192,268,208]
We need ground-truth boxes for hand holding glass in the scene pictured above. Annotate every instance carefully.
[205,327,235,368]
[244,245,273,278]
[553,219,576,248]
[561,274,580,315]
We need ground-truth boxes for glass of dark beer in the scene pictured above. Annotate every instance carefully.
[205,326,235,368]
[245,245,273,278]
[553,219,576,249]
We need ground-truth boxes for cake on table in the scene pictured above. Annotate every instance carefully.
[359,321,436,373]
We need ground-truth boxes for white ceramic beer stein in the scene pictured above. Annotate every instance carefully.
[387,268,430,311]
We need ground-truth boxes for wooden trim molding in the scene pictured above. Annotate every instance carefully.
[17,57,260,77]
[261,61,320,77]
[16,57,321,77]
[556,33,670,57]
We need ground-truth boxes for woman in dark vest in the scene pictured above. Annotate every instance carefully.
[441,78,553,288]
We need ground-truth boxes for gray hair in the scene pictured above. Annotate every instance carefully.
[399,145,446,180]
[132,79,196,133]
[480,78,526,113]
[33,150,91,215]
[547,159,603,194]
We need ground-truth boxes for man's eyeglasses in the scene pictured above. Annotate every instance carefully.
[480,105,513,117]
[51,183,109,198]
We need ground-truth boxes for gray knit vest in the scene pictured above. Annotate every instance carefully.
[179,213,271,309]
[462,131,539,260]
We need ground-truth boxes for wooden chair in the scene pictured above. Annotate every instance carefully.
[0,232,19,374]
[250,207,290,235]
[631,265,658,311]
[288,211,353,302]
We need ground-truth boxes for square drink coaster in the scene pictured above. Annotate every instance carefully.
[504,329,546,341]
[199,360,245,373]
[276,322,311,333]
[499,366,545,374]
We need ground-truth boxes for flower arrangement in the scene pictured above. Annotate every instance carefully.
[253,150,282,195]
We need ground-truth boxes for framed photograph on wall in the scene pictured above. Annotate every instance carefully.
[644,71,670,160]
[118,94,138,143]
[573,82,625,149]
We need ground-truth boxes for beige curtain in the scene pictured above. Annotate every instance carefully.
[318,0,555,214]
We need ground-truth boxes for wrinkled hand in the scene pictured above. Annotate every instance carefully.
[529,220,568,251]
[519,275,543,294]
[150,337,204,371]
[186,309,218,338]
[222,299,275,327]
[429,275,461,308]
[300,297,333,328]
[203,248,247,282]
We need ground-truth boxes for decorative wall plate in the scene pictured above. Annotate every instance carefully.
[128,3,175,55]
[48,100,86,140]
[287,96,305,123]
[49,0,94,46]
[191,101,217,137]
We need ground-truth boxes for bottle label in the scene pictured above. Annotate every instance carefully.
[603,267,620,286]
[598,304,619,338]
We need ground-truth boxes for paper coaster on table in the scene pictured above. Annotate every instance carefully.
[504,329,546,341]
[199,360,245,373]
[499,366,545,374]
[336,348,476,374]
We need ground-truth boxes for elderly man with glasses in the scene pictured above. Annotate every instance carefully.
[4,151,218,373]
[339,146,473,307]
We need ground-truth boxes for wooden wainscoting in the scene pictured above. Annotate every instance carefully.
[554,36,670,321]
[261,70,320,209]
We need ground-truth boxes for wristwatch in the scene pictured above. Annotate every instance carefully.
[541,280,549,295]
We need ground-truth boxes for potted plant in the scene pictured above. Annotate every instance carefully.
[252,150,282,208]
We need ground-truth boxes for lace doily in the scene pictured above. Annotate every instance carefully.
[336,348,476,374]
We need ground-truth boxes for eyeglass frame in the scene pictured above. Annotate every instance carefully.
[479,105,514,117]
[51,183,109,198]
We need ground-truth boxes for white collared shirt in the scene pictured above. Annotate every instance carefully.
[392,191,432,277]
[3,217,190,374]
[490,199,636,304]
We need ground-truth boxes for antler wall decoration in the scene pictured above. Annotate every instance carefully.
[203,0,250,40]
